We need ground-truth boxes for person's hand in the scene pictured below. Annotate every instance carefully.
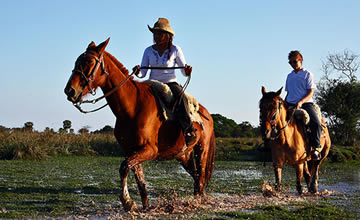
[297,100,303,109]
[132,65,141,77]
[185,64,192,76]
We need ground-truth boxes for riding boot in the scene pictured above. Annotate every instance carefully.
[184,126,197,146]
[167,82,197,146]
[311,145,322,160]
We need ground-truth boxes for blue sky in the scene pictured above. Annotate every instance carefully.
[1,0,359,132]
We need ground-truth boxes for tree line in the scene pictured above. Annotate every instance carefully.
[1,50,360,147]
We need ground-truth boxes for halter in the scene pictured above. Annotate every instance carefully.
[261,98,293,140]
[72,52,108,96]
[72,52,134,114]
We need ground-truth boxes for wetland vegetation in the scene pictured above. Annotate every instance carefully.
[0,156,359,219]
[0,131,359,218]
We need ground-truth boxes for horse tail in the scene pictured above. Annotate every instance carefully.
[205,129,216,185]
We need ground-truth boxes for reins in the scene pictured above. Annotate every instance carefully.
[74,71,135,114]
[267,100,295,141]
[74,64,190,114]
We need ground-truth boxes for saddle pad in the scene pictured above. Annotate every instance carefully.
[145,80,203,125]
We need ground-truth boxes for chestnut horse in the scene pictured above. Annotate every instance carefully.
[259,86,331,194]
[64,38,216,211]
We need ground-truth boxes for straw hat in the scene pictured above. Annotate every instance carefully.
[147,18,175,36]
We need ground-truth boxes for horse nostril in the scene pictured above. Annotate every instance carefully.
[65,87,75,98]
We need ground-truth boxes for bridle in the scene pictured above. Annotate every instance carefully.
[261,98,293,140]
[71,51,134,114]
[72,52,108,96]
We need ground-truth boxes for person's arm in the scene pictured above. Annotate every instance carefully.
[297,88,314,109]
[174,46,190,76]
[137,48,149,78]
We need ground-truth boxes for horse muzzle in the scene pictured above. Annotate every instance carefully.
[64,86,82,103]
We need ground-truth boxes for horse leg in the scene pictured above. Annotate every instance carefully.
[295,163,304,195]
[119,160,137,211]
[193,143,209,196]
[177,151,197,181]
[119,145,157,211]
[309,160,321,193]
[303,161,311,191]
[273,166,282,192]
[132,164,149,210]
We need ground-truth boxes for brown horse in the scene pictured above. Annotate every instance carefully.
[64,38,216,211]
[259,86,331,194]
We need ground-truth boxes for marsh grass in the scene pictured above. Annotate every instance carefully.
[0,157,358,219]
[0,132,122,160]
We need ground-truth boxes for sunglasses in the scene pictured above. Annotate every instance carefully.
[289,60,299,65]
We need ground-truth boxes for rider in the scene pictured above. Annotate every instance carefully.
[133,18,197,146]
[285,50,322,160]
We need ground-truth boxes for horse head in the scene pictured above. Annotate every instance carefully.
[64,38,110,103]
[259,86,284,140]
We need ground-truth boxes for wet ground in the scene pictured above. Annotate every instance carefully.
[0,157,359,218]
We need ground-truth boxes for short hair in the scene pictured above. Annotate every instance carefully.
[288,50,303,61]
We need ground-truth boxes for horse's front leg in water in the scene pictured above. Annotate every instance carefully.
[132,164,149,210]
[119,145,157,211]
[274,166,282,192]
[309,160,321,193]
[295,163,304,194]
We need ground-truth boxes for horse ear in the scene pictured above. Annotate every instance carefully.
[275,87,283,96]
[87,41,96,49]
[97,37,110,54]
[261,86,267,95]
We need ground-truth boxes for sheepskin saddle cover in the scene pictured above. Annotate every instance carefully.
[293,104,322,125]
[145,80,203,124]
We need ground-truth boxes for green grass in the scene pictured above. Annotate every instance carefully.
[0,157,358,218]
[218,203,354,220]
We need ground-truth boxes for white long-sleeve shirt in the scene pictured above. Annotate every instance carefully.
[138,44,187,83]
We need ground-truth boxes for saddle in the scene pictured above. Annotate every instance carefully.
[288,104,327,156]
[145,80,203,126]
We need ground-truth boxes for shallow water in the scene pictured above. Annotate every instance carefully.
[0,157,359,218]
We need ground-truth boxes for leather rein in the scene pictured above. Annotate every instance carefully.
[73,53,188,114]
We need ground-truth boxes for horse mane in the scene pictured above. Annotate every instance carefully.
[104,51,130,76]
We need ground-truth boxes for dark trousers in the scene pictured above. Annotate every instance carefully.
[287,102,322,148]
[301,103,322,148]
[166,82,193,132]
[286,102,322,148]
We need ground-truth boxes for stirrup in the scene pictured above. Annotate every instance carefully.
[184,129,197,146]
[311,149,321,160]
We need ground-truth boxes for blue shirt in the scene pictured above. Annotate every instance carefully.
[285,69,316,104]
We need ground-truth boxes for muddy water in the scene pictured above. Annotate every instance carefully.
[210,161,360,217]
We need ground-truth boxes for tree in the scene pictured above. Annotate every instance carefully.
[78,126,90,134]
[316,50,360,145]
[321,50,359,83]
[212,114,239,137]
[63,120,72,133]
[93,125,114,134]
[23,122,34,132]
[0,125,10,133]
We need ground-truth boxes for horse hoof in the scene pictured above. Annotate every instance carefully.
[297,186,304,195]
[123,200,138,212]
[309,183,318,193]
[275,184,282,192]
